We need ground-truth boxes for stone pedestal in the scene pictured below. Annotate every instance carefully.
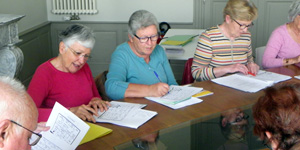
[0,14,25,78]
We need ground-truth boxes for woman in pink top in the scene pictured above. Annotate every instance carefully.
[28,24,110,122]
[262,0,300,69]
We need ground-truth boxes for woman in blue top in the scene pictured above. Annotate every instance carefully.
[105,10,178,100]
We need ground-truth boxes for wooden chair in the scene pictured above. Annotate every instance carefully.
[94,70,111,101]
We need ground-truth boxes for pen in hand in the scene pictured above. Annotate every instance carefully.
[153,71,169,94]
[154,71,162,82]
[248,71,256,77]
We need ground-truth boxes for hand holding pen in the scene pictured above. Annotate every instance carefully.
[150,71,170,97]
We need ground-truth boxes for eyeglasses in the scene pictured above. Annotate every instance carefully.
[232,19,254,29]
[68,46,92,60]
[229,113,249,125]
[134,34,159,43]
[10,120,42,146]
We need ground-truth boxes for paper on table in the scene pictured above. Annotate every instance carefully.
[151,97,203,109]
[146,85,203,104]
[212,70,291,93]
[32,102,89,150]
[94,101,157,129]
[79,122,112,145]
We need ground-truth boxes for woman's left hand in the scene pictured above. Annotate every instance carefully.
[88,97,111,115]
[247,62,259,75]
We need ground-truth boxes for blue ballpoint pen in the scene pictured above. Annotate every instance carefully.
[153,71,169,94]
[153,71,162,82]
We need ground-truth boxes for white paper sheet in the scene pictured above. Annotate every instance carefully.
[149,97,203,109]
[145,85,203,104]
[32,102,90,150]
[212,70,291,93]
[94,101,157,129]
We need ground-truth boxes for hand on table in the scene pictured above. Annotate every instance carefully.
[247,62,259,75]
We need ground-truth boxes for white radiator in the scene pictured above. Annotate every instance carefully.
[52,0,97,15]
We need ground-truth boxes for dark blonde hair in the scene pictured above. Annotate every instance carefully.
[223,0,258,21]
[253,82,300,150]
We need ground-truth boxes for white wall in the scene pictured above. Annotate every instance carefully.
[0,0,48,33]
[46,0,194,23]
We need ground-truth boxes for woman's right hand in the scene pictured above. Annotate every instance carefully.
[149,82,169,97]
[69,105,97,123]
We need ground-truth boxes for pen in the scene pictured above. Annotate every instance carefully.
[154,71,170,94]
[154,71,162,82]
[248,72,256,76]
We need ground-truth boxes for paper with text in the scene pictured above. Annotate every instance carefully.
[32,102,89,150]
[94,101,157,129]
[212,70,291,93]
[146,85,203,104]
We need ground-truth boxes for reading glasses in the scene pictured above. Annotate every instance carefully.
[68,46,92,60]
[134,34,159,43]
[10,120,42,146]
[232,19,254,29]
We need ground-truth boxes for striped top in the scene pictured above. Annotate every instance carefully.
[191,26,254,81]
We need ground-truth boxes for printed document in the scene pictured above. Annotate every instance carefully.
[212,70,291,93]
[146,85,203,104]
[32,102,89,150]
[94,101,157,129]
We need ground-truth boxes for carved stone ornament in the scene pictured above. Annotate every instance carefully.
[0,14,25,78]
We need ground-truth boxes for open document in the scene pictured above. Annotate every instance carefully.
[32,102,89,150]
[145,85,203,109]
[94,101,157,129]
[212,70,292,93]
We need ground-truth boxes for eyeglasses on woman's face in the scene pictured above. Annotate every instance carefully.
[10,120,42,146]
[134,34,159,43]
[232,19,254,29]
[68,46,92,60]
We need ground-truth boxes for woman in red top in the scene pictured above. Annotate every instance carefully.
[28,24,110,122]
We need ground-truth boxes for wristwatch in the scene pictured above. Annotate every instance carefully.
[286,59,289,64]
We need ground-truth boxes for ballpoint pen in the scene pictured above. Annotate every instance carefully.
[153,71,162,82]
[154,71,170,94]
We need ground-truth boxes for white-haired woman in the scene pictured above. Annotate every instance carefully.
[263,0,300,69]
[28,24,110,123]
[105,10,178,100]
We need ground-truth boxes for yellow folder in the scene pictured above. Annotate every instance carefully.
[79,122,113,145]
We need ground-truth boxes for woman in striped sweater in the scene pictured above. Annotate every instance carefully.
[192,0,259,81]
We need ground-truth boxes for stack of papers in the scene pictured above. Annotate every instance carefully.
[212,70,292,93]
[94,101,157,129]
[146,85,203,109]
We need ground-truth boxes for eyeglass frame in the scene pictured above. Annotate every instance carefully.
[10,120,42,146]
[229,113,249,125]
[67,46,92,60]
[134,34,159,43]
[232,19,254,29]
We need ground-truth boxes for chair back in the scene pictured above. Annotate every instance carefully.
[255,46,266,69]
[181,58,195,85]
[95,70,111,101]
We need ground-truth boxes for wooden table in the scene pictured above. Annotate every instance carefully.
[77,65,300,150]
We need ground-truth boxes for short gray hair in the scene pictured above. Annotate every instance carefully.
[288,0,300,22]
[59,24,95,49]
[0,76,37,134]
[128,10,160,37]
